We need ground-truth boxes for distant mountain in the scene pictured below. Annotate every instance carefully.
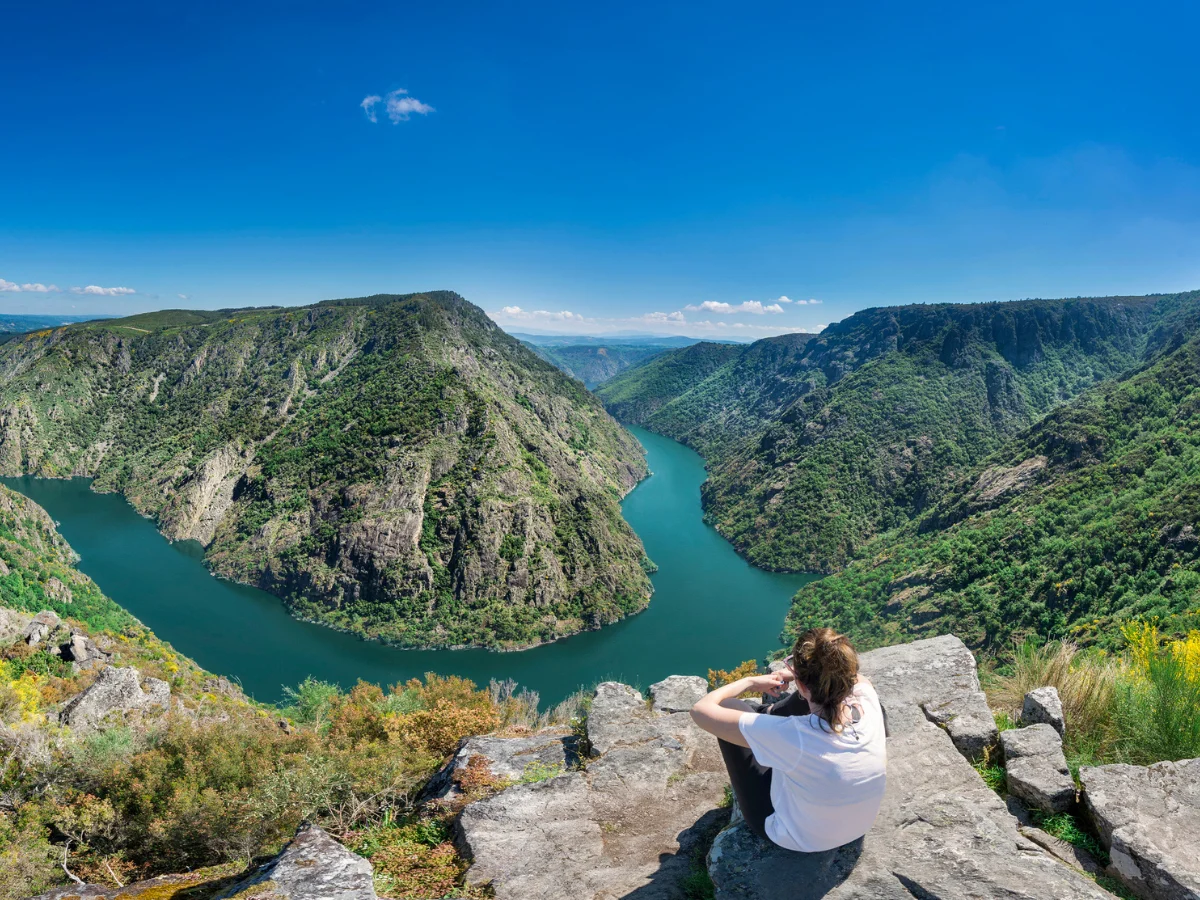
[598,293,1198,573]
[0,292,652,649]
[523,344,670,389]
[510,332,722,348]
[787,320,1200,652]
[0,313,113,335]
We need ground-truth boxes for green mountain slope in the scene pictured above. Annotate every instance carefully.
[599,293,1196,572]
[525,343,672,388]
[785,325,1200,652]
[0,292,651,649]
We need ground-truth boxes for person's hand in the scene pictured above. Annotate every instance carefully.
[741,670,793,698]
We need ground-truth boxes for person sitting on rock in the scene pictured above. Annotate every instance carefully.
[690,627,887,852]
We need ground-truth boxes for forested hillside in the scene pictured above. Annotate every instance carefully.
[0,292,652,649]
[525,343,670,388]
[600,293,1198,572]
[785,323,1200,653]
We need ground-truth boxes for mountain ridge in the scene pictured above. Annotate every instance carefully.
[598,291,1198,573]
[0,291,652,649]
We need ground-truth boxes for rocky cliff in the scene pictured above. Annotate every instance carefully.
[437,635,1194,899]
[598,292,1197,573]
[0,292,652,649]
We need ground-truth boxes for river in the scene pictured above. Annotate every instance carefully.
[1,427,815,707]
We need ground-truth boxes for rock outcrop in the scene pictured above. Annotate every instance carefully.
[1081,758,1200,900]
[454,677,727,898]
[1001,724,1076,814]
[452,636,1115,900]
[30,824,377,900]
[705,635,1113,899]
[23,609,61,645]
[425,729,579,805]
[58,665,170,731]
[214,823,377,900]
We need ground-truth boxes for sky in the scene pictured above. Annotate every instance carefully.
[3,1,1200,338]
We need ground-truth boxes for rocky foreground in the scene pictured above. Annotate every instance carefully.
[33,635,1199,900]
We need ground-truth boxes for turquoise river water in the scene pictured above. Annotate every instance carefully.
[1,428,816,706]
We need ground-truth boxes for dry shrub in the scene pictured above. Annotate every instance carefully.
[708,660,761,699]
[989,640,1117,756]
[385,674,500,757]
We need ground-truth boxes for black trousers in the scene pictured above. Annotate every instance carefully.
[717,690,811,840]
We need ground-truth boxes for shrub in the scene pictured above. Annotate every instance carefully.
[1111,624,1200,764]
[707,660,759,690]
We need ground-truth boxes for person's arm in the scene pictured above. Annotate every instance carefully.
[690,670,793,747]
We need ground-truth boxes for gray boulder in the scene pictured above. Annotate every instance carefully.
[922,689,999,761]
[707,636,1111,899]
[649,674,709,713]
[458,681,727,899]
[1001,724,1076,813]
[59,666,171,731]
[216,823,377,899]
[31,825,377,900]
[426,730,577,803]
[23,610,60,646]
[64,631,110,670]
[1023,686,1066,736]
[1081,758,1200,900]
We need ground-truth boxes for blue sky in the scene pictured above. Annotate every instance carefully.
[3,1,1200,337]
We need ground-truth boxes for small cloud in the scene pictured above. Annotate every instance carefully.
[361,94,382,123]
[72,285,136,296]
[1,279,60,293]
[362,88,434,124]
[178,293,190,300]
[634,311,686,325]
[776,295,793,303]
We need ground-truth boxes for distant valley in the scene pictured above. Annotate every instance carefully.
[596,290,1200,651]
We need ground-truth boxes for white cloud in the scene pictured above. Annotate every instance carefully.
[360,94,382,123]
[72,285,136,296]
[363,89,434,124]
[493,306,592,323]
[1,279,60,292]
[633,311,686,325]
[178,293,190,300]
[684,300,784,315]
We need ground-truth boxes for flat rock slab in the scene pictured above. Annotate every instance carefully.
[709,637,1113,899]
[426,730,577,803]
[650,675,709,713]
[458,684,728,899]
[1001,724,1076,813]
[922,689,998,761]
[1081,758,1200,900]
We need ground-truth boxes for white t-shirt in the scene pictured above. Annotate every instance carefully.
[737,680,887,852]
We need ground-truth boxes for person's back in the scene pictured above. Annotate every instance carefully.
[691,627,888,852]
[737,678,886,851]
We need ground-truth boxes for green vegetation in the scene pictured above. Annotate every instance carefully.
[0,291,652,649]
[600,293,1197,572]
[0,488,575,897]
[527,343,675,389]
[785,326,1200,654]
